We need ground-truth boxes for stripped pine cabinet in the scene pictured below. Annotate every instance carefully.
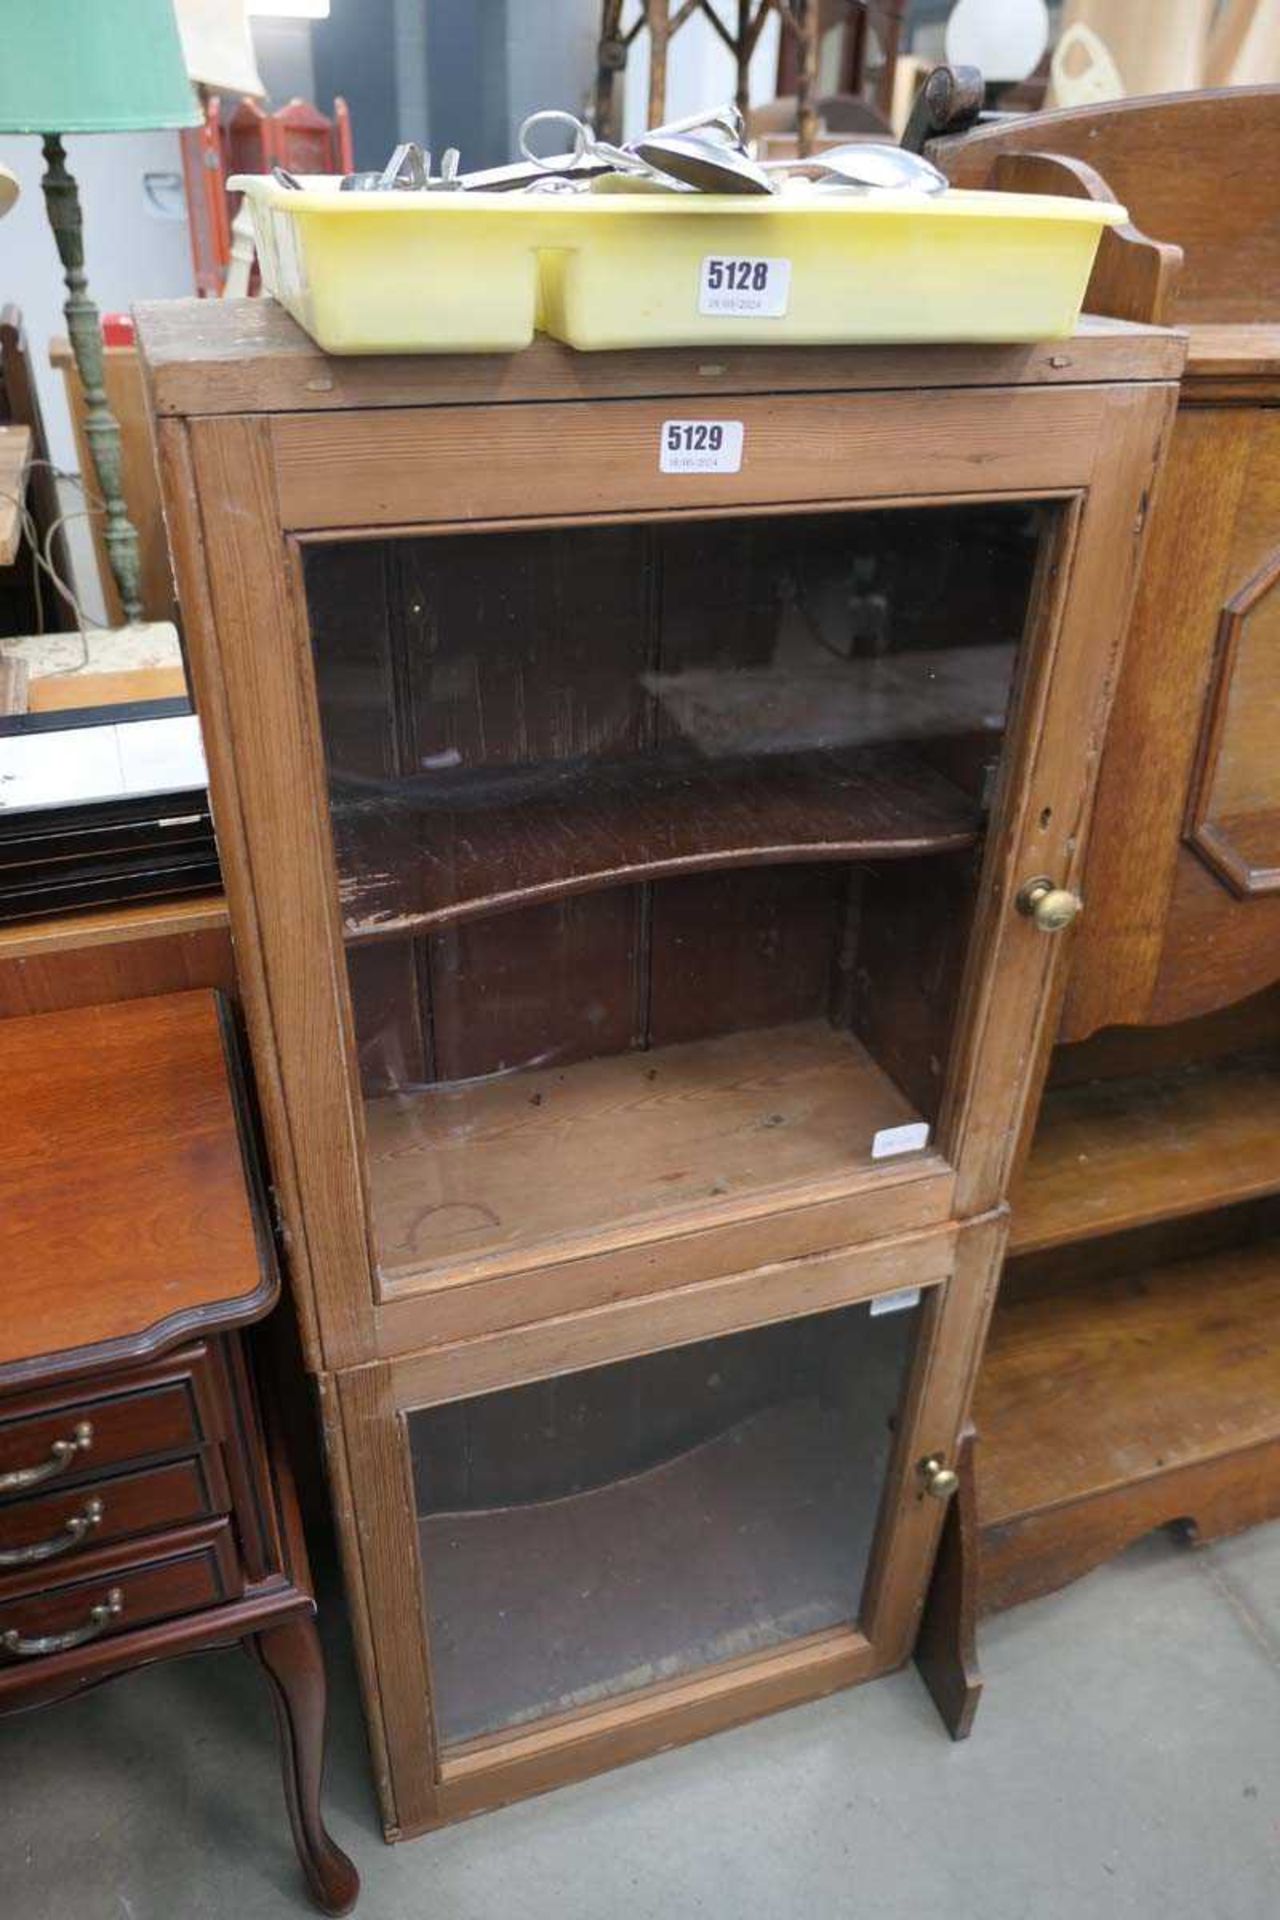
[139,299,1177,1834]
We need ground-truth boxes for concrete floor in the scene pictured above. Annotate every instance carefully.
[2,1522,1277,1920]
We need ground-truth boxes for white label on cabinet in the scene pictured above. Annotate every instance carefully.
[870,1120,931,1160]
[699,255,791,317]
[659,420,745,474]
[869,1286,923,1319]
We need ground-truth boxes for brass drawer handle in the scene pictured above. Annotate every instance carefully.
[1,1586,124,1659]
[0,1498,105,1569]
[0,1421,94,1495]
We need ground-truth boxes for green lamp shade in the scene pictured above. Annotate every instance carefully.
[0,0,200,133]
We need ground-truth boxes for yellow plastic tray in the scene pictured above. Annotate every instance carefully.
[234,178,543,353]
[233,176,1126,357]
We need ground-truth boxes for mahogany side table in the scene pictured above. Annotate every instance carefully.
[0,988,358,1915]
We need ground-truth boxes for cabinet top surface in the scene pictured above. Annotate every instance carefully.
[134,298,1184,420]
[0,988,277,1390]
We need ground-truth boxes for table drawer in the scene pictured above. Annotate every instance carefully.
[0,1519,240,1672]
[0,1453,230,1579]
[0,1345,227,1500]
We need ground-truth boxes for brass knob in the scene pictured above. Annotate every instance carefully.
[919,1454,959,1501]
[1016,876,1082,933]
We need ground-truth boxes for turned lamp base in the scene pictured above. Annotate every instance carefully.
[39,133,143,624]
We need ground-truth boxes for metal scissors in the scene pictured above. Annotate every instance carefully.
[517,109,646,181]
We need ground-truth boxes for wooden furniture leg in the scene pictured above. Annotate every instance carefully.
[914,1426,982,1740]
[248,1616,359,1917]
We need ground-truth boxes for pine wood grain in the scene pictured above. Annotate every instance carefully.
[153,421,328,1376]
[134,300,1185,420]
[938,98,1280,1043]
[334,1363,439,1835]
[181,416,377,1373]
[945,381,1178,1215]
[140,301,1180,1828]
[859,1211,1008,1664]
[269,387,1107,533]
[152,340,1178,1391]
[433,1622,877,1828]
[372,1160,955,1358]
[389,1225,955,1411]
[365,1019,933,1287]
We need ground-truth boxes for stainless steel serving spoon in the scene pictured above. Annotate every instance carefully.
[630,130,775,195]
[766,143,948,194]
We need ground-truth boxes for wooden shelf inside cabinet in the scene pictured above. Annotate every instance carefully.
[1009,1048,1280,1256]
[367,1019,939,1287]
[975,1236,1280,1532]
[334,745,981,944]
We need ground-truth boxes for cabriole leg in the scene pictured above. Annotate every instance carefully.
[248,1615,360,1915]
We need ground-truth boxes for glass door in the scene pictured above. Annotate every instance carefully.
[408,1287,925,1748]
[301,500,1049,1290]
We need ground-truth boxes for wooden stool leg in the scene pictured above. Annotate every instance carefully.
[914,1426,984,1740]
[247,1615,360,1915]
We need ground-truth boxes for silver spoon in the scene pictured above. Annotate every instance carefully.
[630,130,775,195]
[767,143,947,194]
